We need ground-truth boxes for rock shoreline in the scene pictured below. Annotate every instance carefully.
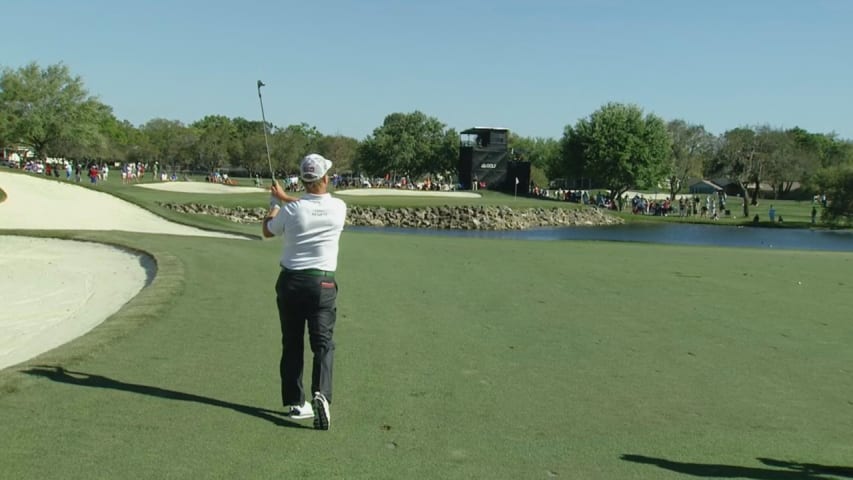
[157,202,623,230]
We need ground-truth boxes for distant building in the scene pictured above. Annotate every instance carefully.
[457,127,530,194]
[688,179,724,195]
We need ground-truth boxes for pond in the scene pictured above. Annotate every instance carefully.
[348,223,853,252]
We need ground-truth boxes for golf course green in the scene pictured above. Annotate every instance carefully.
[1,172,851,479]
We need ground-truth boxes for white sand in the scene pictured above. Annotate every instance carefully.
[0,172,248,370]
[0,173,245,239]
[136,181,267,194]
[0,237,152,370]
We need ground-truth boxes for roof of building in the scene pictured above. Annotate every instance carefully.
[460,127,510,135]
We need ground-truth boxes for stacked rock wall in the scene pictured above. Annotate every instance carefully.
[157,203,623,230]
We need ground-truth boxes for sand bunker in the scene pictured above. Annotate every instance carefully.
[0,236,153,370]
[0,173,245,239]
[0,172,248,371]
[136,181,267,194]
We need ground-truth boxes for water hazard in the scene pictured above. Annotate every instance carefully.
[348,223,853,252]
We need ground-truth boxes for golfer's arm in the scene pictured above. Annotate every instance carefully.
[273,189,299,203]
[262,207,279,238]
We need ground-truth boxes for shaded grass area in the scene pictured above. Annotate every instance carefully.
[1,229,852,479]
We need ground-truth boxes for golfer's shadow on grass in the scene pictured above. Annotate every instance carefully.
[621,454,853,479]
[23,366,310,429]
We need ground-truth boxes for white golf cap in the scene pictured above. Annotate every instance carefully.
[299,153,333,182]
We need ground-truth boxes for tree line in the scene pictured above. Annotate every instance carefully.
[550,102,853,221]
[2,62,851,222]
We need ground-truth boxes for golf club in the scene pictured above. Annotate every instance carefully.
[256,80,275,183]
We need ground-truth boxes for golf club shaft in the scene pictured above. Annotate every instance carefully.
[256,81,275,183]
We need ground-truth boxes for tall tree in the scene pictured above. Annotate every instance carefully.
[711,126,773,215]
[317,134,359,173]
[712,128,754,216]
[554,102,671,203]
[270,123,323,176]
[356,111,457,179]
[192,115,241,173]
[140,118,191,173]
[508,133,560,170]
[822,136,853,169]
[232,116,270,176]
[814,166,853,224]
[666,120,714,200]
[760,128,820,199]
[93,114,140,163]
[0,104,12,150]
[0,62,106,160]
[782,127,824,195]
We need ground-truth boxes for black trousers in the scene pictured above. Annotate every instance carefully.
[275,271,337,406]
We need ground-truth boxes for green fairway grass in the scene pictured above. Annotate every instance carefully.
[1,220,852,478]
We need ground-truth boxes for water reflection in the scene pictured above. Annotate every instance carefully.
[348,223,853,252]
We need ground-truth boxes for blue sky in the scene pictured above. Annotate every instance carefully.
[3,0,852,140]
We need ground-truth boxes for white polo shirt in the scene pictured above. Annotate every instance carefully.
[268,193,347,271]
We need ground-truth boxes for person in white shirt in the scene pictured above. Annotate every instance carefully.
[263,153,346,430]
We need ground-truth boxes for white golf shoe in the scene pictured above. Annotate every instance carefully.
[312,392,330,430]
[285,401,314,420]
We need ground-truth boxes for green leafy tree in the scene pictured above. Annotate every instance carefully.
[232,117,270,177]
[140,118,191,173]
[813,166,853,224]
[812,132,853,169]
[173,127,199,173]
[0,105,12,150]
[555,102,671,204]
[781,127,825,195]
[791,130,853,199]
[826,138,853,168]
[757,128,825,199]
[714,125,814,206]
[317,134,359,173]
[0,62,107,160]
[711,126,780,215]
[92,114,140,163]
[356,111,457,180]
[508,133,560,170]
[192,115,241,173]
[270,123,323,176]
[529,165,549,190]
[666,120,715,200]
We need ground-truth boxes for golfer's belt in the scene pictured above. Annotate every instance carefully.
[282,267,335,278]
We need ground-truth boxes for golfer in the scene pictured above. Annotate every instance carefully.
[262,153,347,430]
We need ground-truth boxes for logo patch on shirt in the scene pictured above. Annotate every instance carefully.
[320,282,335,288]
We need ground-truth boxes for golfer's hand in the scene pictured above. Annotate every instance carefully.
[269,194,283,211]
[269,181,284,208]
[271,181,298,204]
